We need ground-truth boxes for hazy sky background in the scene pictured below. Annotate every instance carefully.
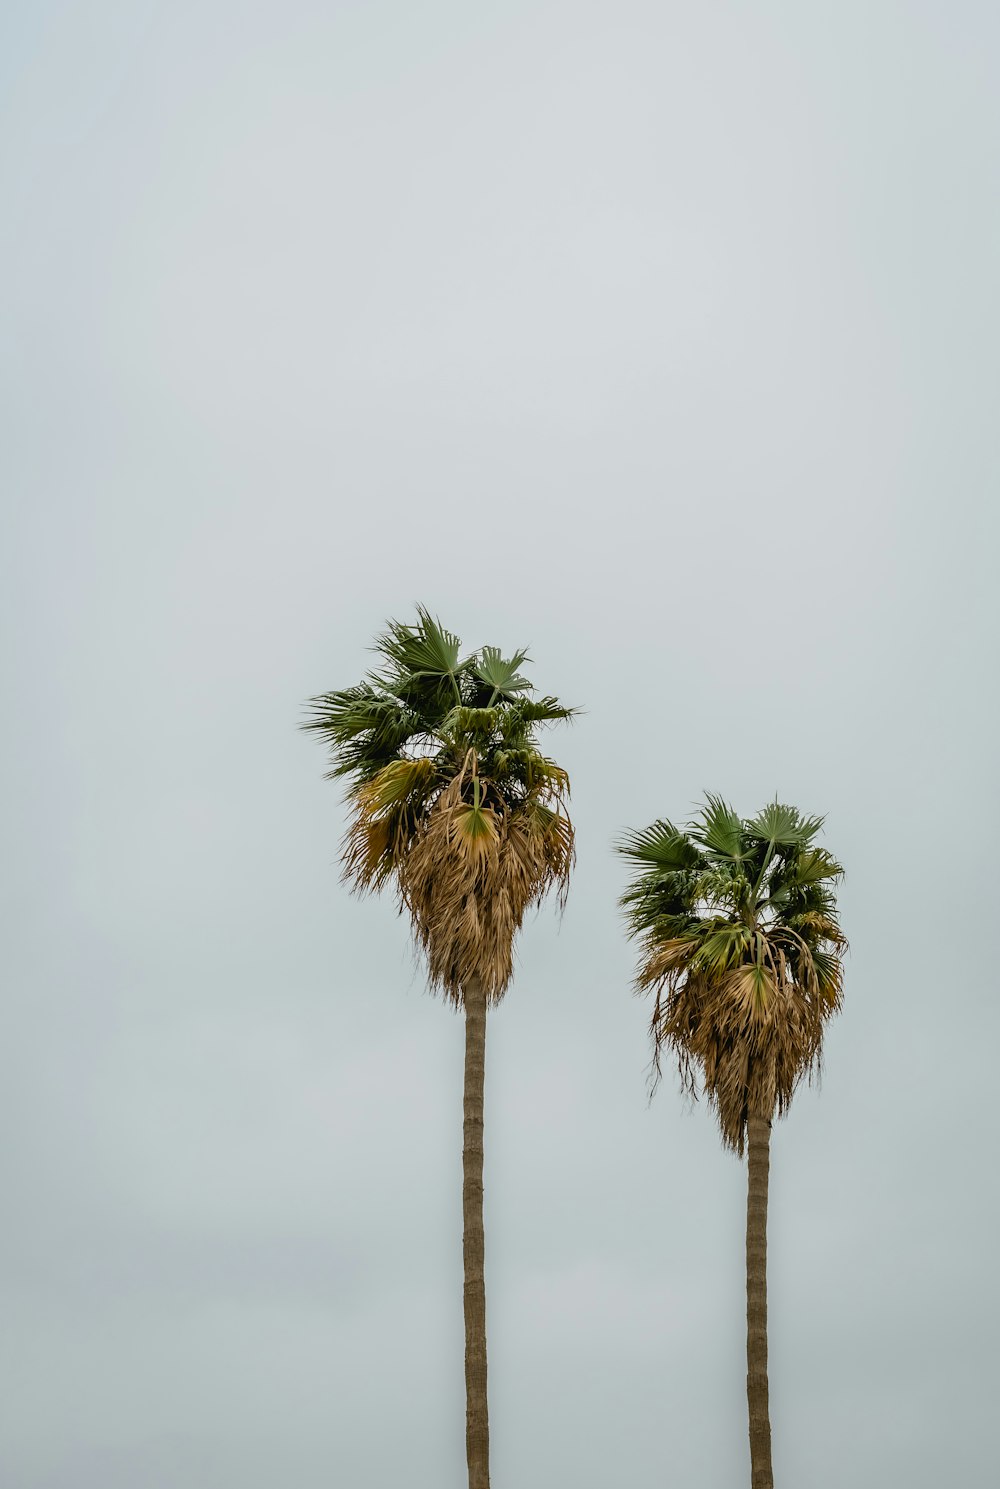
[2,2,998,1485]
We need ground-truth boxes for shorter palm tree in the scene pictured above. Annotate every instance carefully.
[619,796,847,1489]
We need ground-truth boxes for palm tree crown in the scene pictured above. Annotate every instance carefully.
[304,607,576,1003]
[619,795,847,1153]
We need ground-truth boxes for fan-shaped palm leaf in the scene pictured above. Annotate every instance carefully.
[474,645,533,701]
[692,793,746,861]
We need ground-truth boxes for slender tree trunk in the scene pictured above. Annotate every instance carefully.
[746,1113,774,1489]
[462,980,490,1489]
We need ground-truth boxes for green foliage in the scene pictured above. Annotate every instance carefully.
[617,820,699,871]
[376,607,468,689]
[692,793,746,861]
[473,645,533,702]
[744,800,824,849]
[619,794,847,1152]
[304,607,576,899]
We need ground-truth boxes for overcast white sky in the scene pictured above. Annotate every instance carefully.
[2,2,998,1485]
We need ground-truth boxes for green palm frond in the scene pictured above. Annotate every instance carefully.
[303,684,400,743]
[510,696,578,726]
[690,922,753,975]
[767,866,843,928]
[303,687,422,779]
[694,863,752,913]
[474,645,533,702]
[492,697,578,750]
[377,606,466,680]
[617,821,705,940]
[624,903,702,945]
[691,794,746,861]
[439,706,501,740]
[617,820,701,870]
[373,606,475,715]
[745,800,824,849]
[778,846,844,886]
[521,753,571,795]
[810,947,845,1001]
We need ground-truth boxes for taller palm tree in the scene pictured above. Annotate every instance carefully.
[304,608,575,1489]
[619,796,847,1489]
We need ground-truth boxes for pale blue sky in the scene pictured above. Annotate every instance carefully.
[2,2,997,1485]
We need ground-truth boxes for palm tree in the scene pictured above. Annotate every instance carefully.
[619,796,847,1489]
[304,608,575,1489]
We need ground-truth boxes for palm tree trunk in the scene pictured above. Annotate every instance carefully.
[746,1113,773,1489]
[462,979,490,1489]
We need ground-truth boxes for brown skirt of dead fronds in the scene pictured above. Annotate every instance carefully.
[398,771,574,1007]
[643,935,844,1155]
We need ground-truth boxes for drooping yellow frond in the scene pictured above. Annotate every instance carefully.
[341,757,439,894]
[636,937,695,989]
[357,756,437,813]
[342,812,394,893]
[723,963,779,1024]
[450,801,501,862]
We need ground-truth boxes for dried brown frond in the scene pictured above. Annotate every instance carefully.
[635,938,694,989]
[639,926,843,1155]
[397,762,575,1007]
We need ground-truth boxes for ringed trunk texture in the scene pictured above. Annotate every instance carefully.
[462,981,490,1489]
[746,1113,774,1489]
